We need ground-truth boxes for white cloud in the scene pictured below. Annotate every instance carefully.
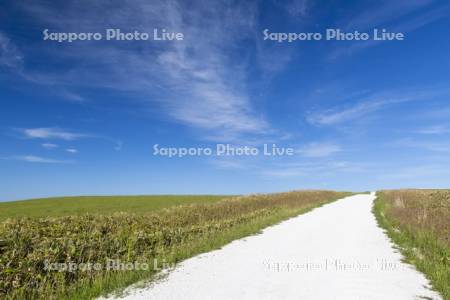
[16,1,270,142]
[298,142,341,157]
[307,100,387,126]
[114,141,123,151]
[262,160,370,178]
[331,2,450,59]
[20,127,88,140]
[262,168,306,178]
[275,0,310,17]
[415,125,450,135]
[61,91,86,103]
[154,2,269,140]
[307,88,450,126]
[208,158,245,170]
[380,164,450,180]
[418,106,450,119]
[0,32,23,68]
[65,148,78,153]
[344,0,434,31]
[391,3,450,33]
[17,127,121,151]
[393,138,450,153]
[5,155,71,164]
[255,41,294,75]
[41,143,58,149]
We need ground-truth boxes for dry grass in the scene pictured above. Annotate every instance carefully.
[374,189,450,298]
[0,191,350,299]
[378,190,449,246]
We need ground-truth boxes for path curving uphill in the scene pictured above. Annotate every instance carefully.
[102,193,442,300]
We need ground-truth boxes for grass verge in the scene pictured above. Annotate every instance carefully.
[373,190,449,299]
[0,191,351,299]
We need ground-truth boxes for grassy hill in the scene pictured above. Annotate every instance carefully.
[0,195,229,221]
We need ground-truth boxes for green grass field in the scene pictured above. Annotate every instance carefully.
[0,195,229,221]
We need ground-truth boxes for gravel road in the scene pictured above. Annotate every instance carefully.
[102,193,441,300]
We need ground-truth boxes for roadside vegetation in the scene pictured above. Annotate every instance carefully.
[374,190,450,299]
[0,195,229,221]
[0,191,350,299]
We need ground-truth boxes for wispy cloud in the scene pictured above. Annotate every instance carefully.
[298,142,341,157]
[282,0,310,17]
[380,164,450,181]
[65,148,78,153]
[392,3,450,32]
[262,160,369,178]
[256,41,294,75]
[208,158,246,170]
[41,143,58,149]
[394,138,450,153]
[418,106,450,120]
[331,1,450,58]
[345,0,434,31]
[415,125,450,134]
[15,0,270,142]
[114,141,123,151]
[16,127,122,151]
[307,87,450,126]
[4,155,72,164]
[155,2,270,140]
[0,32,23,69]
[307,100,387,126]
[60,91,86,103]
[19,127,89,140]
[262,168,306,178]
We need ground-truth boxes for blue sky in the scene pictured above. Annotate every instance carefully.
[1,0,450,201]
